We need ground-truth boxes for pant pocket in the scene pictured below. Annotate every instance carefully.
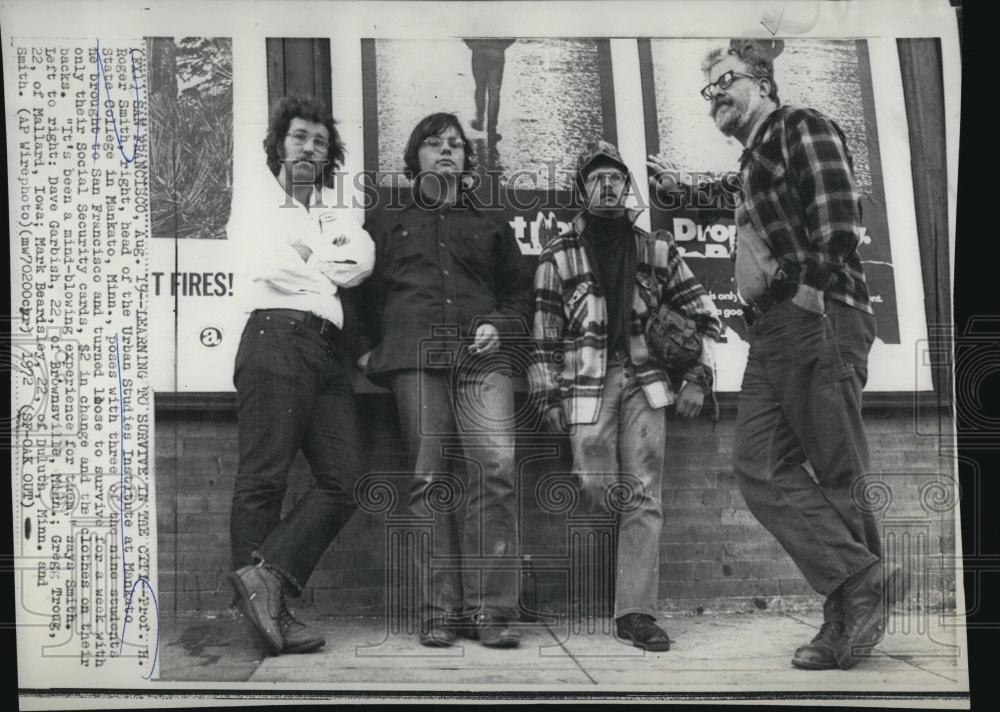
[821,362,855,386]
[809,365,865,486]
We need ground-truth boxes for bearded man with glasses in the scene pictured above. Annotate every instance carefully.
[225,96,374,657]
[650,40,903,671]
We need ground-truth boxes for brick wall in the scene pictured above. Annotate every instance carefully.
[154,395,958,616]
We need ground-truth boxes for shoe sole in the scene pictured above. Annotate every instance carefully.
[480,636,521,649]
[419,637,456,647]
[619,633,671,652]
[226,572,283,656]
[791,658,838,670]
[791,657,838,670]
[283,639,326,655]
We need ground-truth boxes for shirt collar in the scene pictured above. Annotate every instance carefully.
[273,165,326,208]
[739,104,783,169]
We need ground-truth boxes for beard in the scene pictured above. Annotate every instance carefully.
[288,158,323,187]
[712,100,742,137]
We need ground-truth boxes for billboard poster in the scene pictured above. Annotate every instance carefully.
[4,1,963,706]
[145,34,931,393]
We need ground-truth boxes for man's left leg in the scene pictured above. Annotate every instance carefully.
[252,349,364,653]
[469,49,488,131]
[613,367,671,652]
[455,368,520,647]
[484,54,506,139]
[819,300,898,669]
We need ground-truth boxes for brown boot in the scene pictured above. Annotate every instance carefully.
[475,614,521,649]
[418,617,458,647]
[278,598,326,655]
[226,564,285,655]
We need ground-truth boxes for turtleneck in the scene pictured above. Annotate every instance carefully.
[581,211,633,357]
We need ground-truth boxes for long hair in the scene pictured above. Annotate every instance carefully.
[263,96,346,187]
[402,112,475,180]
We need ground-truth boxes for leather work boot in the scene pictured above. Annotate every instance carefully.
[475,614,521,648]
[616,613,671,652]
[226,564,285,655]
[278,598,326,654]
[792,620,845,670]
[835,561,887,670]
[792,592,844,670]
[419,618,458,647]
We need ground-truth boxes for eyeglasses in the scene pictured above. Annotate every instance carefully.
[422,136,467,150]
[286,130,331,152]
[584,171,628,185]
[700,70,759,100]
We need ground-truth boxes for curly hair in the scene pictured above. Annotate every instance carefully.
[263,96,346,187]
[702,41,781,105]
[402,112,475,180]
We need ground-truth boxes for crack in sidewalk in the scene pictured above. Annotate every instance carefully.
[542,620,598,684]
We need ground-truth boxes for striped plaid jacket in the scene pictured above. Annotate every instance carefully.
[530,211,722,425]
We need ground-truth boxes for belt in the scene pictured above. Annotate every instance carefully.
[742,281,798,325]
[252,309,342,342]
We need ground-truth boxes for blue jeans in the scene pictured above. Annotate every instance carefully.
[569,363,666,619]
[229,311,363,594]
[390,368,519,621]
[733,299,881,596]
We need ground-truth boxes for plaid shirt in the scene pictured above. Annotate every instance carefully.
[530,211,722,425]
[738,105,873,314]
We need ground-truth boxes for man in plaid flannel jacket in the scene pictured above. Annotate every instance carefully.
[649,40,898,671]
[531,140,721,651]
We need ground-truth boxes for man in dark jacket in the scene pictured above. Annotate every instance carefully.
[358,112,532,648]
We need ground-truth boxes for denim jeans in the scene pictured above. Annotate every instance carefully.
[229,311,363,595]
[569,363,666,620]
[733,298,881,596]
[390,367,519,622]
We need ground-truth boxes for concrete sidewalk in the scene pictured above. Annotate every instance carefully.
[158,609,969,702]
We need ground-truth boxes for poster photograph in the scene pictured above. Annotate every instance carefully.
[4,0,973,708]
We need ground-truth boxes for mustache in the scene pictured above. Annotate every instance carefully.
[711,98,733,117]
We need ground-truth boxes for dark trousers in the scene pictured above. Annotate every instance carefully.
[733,299,881,597]
[471,49,506,132]
[229,311,363,594]
[390,368,519,621]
